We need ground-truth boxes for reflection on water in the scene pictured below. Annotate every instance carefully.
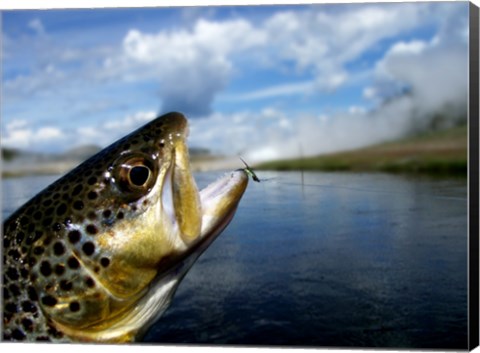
[1,171,468,349]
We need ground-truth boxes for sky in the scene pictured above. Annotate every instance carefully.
[1,2,470,162]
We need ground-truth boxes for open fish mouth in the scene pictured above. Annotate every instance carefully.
[159,153,249,274]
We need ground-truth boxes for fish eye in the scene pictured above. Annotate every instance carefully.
[129,166,150,187]
[113,154,158,199]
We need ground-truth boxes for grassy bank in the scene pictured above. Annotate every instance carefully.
[256,125,468,176]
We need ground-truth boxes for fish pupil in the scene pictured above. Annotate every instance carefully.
[129,166,150,186]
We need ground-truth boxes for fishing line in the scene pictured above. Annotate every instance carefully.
[255,174,468,202]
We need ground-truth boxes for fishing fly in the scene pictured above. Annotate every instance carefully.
[239,157,261,182]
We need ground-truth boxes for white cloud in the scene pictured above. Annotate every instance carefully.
[2,124,65,150]
[220,80,315,102]
[36,127,63,140]
[371,24,468,130]
[103,18,267,116]
[28,18,45,35]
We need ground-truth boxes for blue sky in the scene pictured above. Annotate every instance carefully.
[1,2,469,162]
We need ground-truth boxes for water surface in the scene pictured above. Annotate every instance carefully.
[2,171,468,349]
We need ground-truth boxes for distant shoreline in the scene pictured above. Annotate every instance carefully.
[256,125,468,177]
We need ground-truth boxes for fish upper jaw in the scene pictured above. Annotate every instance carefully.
[160,135,249,254]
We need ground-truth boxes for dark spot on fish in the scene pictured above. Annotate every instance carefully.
[117,211,124,220]
[33,246,44,255]
[3,237,11,248]
[64,217,72,226]
[60,280,73,291]
[85,276,95,288]
[36,336,51,341]
[53,241,66,256]
[72,184,83,196]
[11,328,26,341]
[33,211,43,220]
[88,176,97,185]
[131,139,139,145]
[28,222,35,232]
[100,257,110,268]
[43,199,52,207]
[69,301,80,312]
[6,267,19,281]
[21,301,37,313]
[45,207,55,216]
[159,141,165,148]
[26,231,39,245]
[73,200,84,210]
[67,256,80,269]
[5,302,18,313]
[56,203,67,216]
[55,264,65,276]
[52,222,62,231]
[82,242,95,256]
[40,261,52,277]
[22,318,34,332]
[15,231,25,244]
[53,193,61,200]
[41,295,58,307]
[3,287,10,300]
[84,169,93,177]
[43,235,53,246]
[19,216,29,226]
[87,191,98,200]
[9,284,21,297]
[28,286,38,301]
[8,249,21,261]
[47,325,64,338]
[102,209,112,218]
[20,268,29,279]
[29,257,37,267]
[68,230,81,244]
[124,143,131,149]
[86,224,98,235]
[42,217,53,227]
[34,230,43,241]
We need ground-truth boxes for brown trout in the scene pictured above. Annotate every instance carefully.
[2,112,249,343]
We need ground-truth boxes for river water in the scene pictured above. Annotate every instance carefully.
[1,171,468,349]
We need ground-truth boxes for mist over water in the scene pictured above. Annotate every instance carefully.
[243,10,468,163]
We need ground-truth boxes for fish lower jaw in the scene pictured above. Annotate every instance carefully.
[198,169,248,237]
